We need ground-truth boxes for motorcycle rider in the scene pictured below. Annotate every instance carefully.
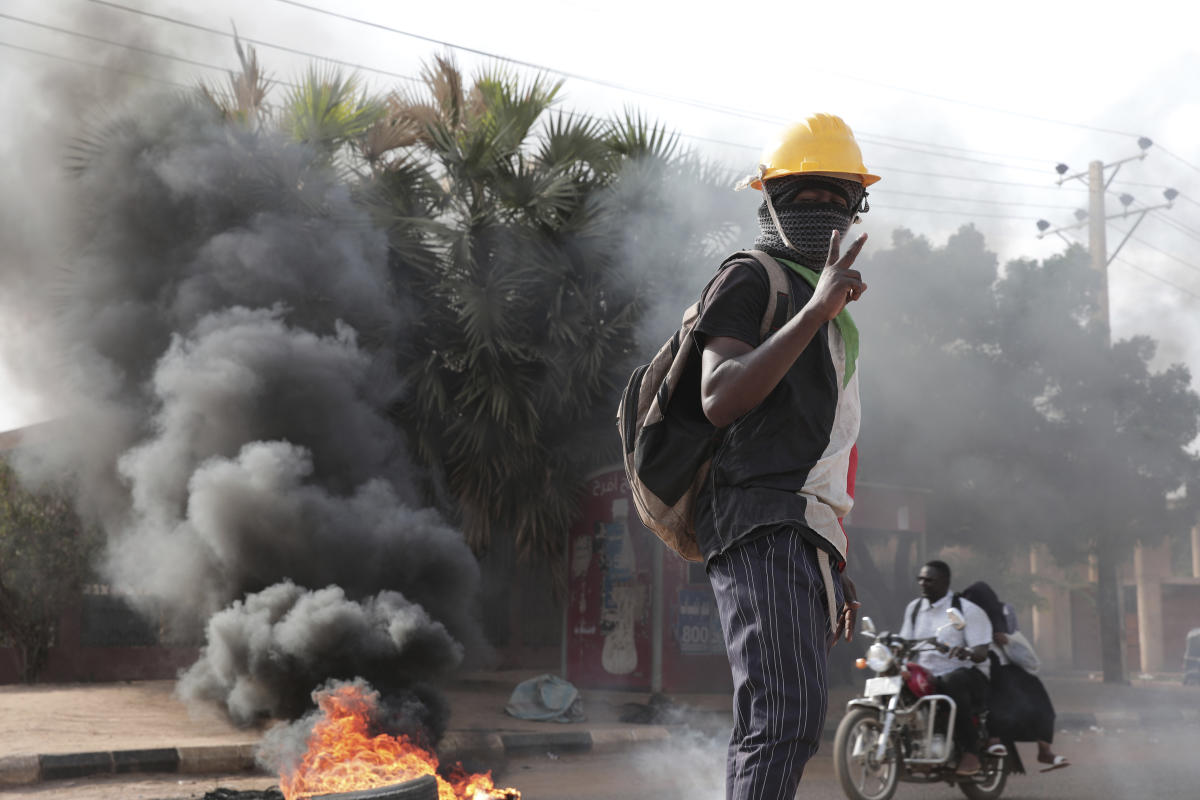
[899,560,993,776]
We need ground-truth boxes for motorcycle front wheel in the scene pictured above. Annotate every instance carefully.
[958,754,1008,800]
[832,707,900,800]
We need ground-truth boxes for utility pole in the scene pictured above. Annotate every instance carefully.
[1088,160,1110,336]
[1086,157,1124,685]
[1035,140,1178,684]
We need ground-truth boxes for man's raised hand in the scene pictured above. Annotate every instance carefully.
[807,229,868,322]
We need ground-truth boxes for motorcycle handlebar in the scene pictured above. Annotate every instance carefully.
[877,634,970,659]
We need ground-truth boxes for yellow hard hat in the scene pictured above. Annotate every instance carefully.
[743,113,881,190]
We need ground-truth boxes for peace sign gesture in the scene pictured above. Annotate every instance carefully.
[807,229,868,321]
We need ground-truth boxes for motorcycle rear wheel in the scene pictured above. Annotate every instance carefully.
[832,707,900,800]
[958,755,1008,800]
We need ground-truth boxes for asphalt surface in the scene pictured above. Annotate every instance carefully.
[494,725,1200,800]
[0,670,1197,799]
[5,723,1200,800]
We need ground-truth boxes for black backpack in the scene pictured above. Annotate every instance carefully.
[616,250,792,562]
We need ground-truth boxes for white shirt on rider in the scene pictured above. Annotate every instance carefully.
[898,593,993,678]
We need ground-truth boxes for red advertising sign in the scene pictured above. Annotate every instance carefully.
[564,469,654,689]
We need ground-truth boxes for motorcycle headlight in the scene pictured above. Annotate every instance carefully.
[865,642,894,672]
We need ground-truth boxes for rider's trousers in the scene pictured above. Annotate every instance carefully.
[708,526,843,800]
[936,666,990,755]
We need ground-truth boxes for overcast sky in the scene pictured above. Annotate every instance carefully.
[2,0,1198,432]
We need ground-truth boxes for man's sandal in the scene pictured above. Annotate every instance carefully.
[1038,755,1069,772]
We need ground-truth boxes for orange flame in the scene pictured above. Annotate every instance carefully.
[281,684,520,800]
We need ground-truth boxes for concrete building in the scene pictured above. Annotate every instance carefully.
[1023,533,1200,676]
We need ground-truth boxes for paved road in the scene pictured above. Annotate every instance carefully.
[4,723,1198,800]
[499,722,1200,800]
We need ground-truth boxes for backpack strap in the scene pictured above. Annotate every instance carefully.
[910,593,962,629]
[716,250,793,342]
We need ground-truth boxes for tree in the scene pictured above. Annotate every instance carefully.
[0,460,98,682]
[357,56,744,563]
[994,248,1200,681]
[200,47,748,566]
[856,230,1200,679]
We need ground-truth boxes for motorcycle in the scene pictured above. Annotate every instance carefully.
[832,609,1009,800]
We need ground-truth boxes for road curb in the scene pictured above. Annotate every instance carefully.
[498,730,592,755]
[588,726,672,752]
[0,744,262,787]
[177,743,259,774]
[0,754,39,786]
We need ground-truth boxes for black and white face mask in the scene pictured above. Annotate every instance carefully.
[754,175,866,269]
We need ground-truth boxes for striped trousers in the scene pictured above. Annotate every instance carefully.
[707,527,842,800]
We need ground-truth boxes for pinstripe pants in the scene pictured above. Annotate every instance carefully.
[707,527,842,800]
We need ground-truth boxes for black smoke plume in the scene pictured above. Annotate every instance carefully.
[7,89,485,729]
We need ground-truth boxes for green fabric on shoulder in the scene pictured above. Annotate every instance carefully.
[776,257,859,387]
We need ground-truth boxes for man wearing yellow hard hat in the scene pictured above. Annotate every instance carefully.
[693,113,876,800]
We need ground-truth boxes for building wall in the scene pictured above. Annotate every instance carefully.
[0,595,199,684]
[1030,536,1200,675]
[476,531,562,671]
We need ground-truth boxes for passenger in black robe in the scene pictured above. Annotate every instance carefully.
[961,582,1069,773]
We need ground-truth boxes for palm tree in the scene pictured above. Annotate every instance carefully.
[364,56,745,564]
[196,48,747,566]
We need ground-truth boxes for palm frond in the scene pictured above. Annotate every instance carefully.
[357,90,431,165]
[421,54,469,128]
[280,65,385,158]
[472,65,562,155]
[199,37,272,127]
[604,108,680,161]
[537,111,613,176]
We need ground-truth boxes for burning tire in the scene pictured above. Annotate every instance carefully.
[305,775,439,800]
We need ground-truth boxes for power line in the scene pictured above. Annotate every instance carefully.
[7,6,1065,190]
[0,10,312,91]
[39,1,1180,227]
[1108,178,1179,189]
[1124,233,1200,274]
[266,0,790,128]
[1150,212,1200,244]
[85,0,418,84]
[0,45,1053,225]
[1109,193,1200,242]
[548,110,1075,214]
[272,0,1145,142]
[0,46,1056,229]
[1158,145,1200,176]
[1111,256,1200,301]
[5,7,1184,245]
[857,137,1052,173]
[87,0,1084,179]
[0,38,188,88]
[0,11,242,77]
[877,165,1088,191]
[870,204,1038,221]
[6,16,1191,306]
[875,189,1080,210]
[584,119,1054,174]
[852,131,1051,166]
